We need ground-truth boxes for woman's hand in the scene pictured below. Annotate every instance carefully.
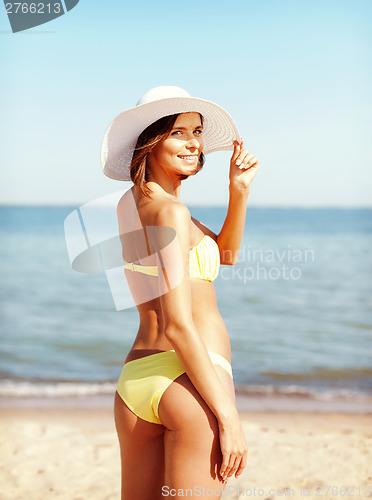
[218,409,248,482]
[229,139,259,192]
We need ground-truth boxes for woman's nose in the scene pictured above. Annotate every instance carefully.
[186,136,202,151]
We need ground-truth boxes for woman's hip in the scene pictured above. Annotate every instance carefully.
[116,350,233,426]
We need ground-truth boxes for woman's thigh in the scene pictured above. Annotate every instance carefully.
[158,367,235,497]
[114,391,166,500]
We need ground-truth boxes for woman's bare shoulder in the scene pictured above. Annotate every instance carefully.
[155,197,191,228]
[116,187,191,233]
[116,187,136,216]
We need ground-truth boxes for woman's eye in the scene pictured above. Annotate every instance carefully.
[171,129,202,136]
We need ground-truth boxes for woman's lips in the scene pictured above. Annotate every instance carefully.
[177,155,198,163]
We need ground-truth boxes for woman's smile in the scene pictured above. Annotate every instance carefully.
[177,154,199,164]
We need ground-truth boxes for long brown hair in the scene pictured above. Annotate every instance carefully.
[130,113,205,197]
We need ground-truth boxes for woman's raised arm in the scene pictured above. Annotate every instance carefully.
[217,140,259,265]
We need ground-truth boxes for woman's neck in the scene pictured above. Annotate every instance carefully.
[146,170,181,199]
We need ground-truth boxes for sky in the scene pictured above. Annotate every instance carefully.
[0,0,371,207]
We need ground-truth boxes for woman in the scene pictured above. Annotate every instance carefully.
[101,86,259,499]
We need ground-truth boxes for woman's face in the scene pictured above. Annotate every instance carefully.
[146,112,203,179]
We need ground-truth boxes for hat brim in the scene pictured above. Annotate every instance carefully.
[100,96,240,181]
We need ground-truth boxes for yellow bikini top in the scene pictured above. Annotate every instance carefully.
[123,235,220,282]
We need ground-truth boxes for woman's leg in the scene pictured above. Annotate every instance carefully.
[114,391,166,500]
[158,366,235,498]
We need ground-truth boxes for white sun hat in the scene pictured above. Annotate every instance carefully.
[100,86,240,181]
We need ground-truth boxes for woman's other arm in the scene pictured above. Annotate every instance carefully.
[217,140,259,265]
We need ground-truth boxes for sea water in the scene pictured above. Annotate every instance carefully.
[1,206,371,409]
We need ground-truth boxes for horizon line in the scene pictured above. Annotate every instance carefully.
[0,203,372,210]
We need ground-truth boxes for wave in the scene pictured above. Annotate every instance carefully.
[1,378,371,400]
[261,367,372,381]
[0,379,117,397]
[235,383,372,400]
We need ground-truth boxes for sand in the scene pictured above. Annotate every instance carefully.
[0,406,371,499]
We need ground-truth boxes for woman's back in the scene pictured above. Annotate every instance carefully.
[117,184,230,356]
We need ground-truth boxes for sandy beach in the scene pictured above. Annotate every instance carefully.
[1,403,371,500]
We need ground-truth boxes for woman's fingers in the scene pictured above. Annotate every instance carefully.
[235,150,250,167]
[231,140,241,163]
[226,454,240,478]
[237,154,258,169]
[234,142,258,169]
[220,451,232,480]
[221,454,234,481]
[235,449,248,478]
[220,448,247,481]
[218,414,248,481]
[246,155,258,167]
[232,138,259,170]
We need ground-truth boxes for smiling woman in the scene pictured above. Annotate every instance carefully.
[99,86,259,500]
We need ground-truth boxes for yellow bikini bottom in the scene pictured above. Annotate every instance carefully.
[116,350,233,425]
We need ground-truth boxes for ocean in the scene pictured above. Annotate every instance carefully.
[1,205,371,411]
